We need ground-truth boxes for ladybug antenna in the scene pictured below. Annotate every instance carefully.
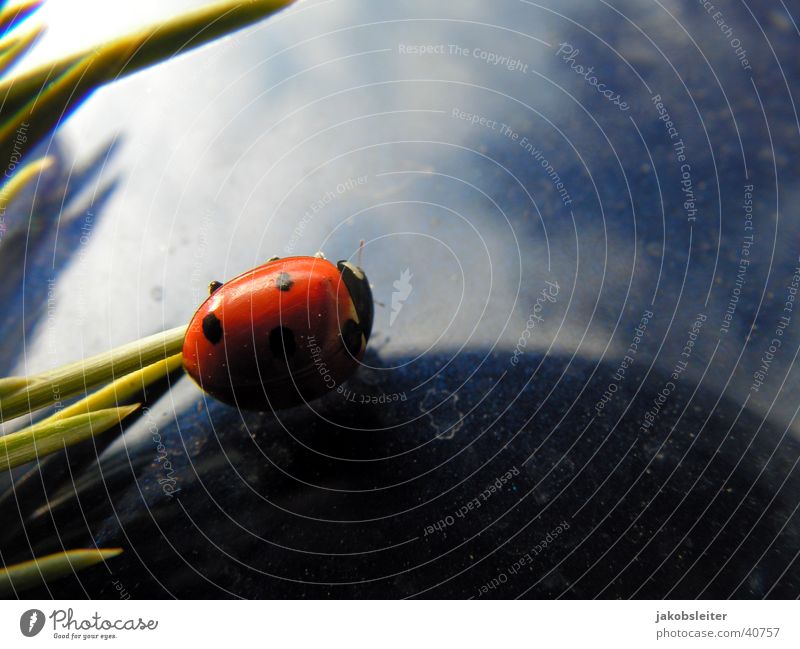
[357,239,365,268]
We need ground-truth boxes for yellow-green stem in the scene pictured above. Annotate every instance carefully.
[0,405,139,470]
[0,548,122,594]
[0,325,186,422]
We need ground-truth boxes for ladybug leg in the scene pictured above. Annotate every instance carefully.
[266,256,280,262]
[208,280,223,295]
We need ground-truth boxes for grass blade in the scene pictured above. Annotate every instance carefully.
[0,405,139,471]
[0,375,29,398]
[0,0,294,125]
[0,325,185,422]
[0,53,103,178]
[0,24,43,75]
[0,0,43,38]
[41,352,183,424]
[0,152,51,199]
[0,548,122,594]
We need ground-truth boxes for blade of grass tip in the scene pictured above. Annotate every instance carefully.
[0,0,43,38]
[0,53,101,175]
[0,548,122,594]
[0,29,19,54]
[0,404,139,471]
[0,357,177,502]
[41,352,183,424]
[0,24,43,75]
[0,375,30,398]
[0,152,51,200]
[0,0,295,118]
[0,325,185,423]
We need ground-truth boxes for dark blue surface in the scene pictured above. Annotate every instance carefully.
[1,0,799,598]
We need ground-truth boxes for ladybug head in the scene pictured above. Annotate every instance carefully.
[337,260,374,344]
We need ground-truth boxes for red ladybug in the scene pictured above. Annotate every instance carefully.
[182,254,373,410]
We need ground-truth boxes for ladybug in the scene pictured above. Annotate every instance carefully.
[182,253,374,410]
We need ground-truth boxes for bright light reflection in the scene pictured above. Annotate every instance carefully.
[11,0,202,73]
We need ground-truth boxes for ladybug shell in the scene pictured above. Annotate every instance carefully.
[182,257,371,410]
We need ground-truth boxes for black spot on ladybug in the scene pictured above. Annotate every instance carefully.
[276,272,293,291]
[202,312,223,344]
[341,319,362,357]
[269,326,296,360]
